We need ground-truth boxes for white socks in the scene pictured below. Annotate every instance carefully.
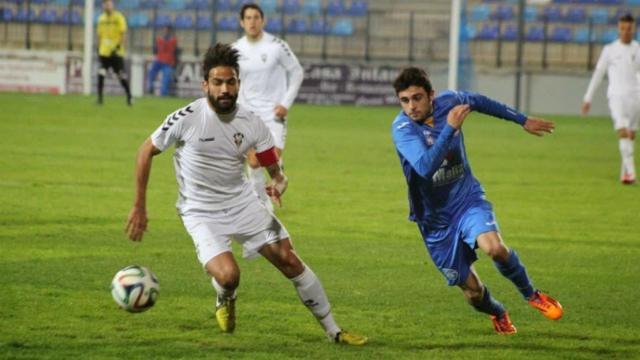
[249,166,273,211]
[619,138,636,178]
[290,266,340,338]
[211,277,236,306]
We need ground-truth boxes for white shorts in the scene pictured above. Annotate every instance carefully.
[181,201,290,266]
[608,95,640,131]
[264,117,287,150]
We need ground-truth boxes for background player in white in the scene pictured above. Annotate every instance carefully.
[233,4,304,208]
[124,43,366,345]
[582,14,640,184]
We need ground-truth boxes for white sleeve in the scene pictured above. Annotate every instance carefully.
[253,115,276,153]
[277,41,304,110]
[584,46,609,102]
[150,110,185,151]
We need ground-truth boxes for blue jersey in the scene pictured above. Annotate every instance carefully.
[392,90,527,230]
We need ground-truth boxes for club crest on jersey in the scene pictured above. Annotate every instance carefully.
[261,53,267,63]
[423,130,434,146]
[442,268,459,283]
[233,132,244,147]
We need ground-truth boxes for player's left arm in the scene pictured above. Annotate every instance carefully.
[459,91,555,137]
[275,41,304,118]
[257,147,287,207]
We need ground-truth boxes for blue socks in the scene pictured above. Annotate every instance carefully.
[472,286,505,316]
[494,250,535,299]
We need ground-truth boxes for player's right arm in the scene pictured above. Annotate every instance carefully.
[392,105,470,179]
[582,46,609,115]
[126,139,161,242]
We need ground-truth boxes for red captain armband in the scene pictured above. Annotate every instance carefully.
[256,147,279,167]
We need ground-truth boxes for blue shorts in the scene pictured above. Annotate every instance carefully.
[417,201,499,286]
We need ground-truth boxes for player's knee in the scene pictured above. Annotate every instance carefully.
[485,243,510,262]
[280,251,304,278]
[210,266,240,290]
[463,287,483,304]
[618,128,631,139]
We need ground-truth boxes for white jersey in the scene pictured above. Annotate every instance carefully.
[233,32,304,122]
[584,39,640,102]
[150,98,275,213]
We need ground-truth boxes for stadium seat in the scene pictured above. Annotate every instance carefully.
[154,14,172,27]
[502,24,518,41]
[574,26,593,43]
[525,6,537,22]
[163,0,186,10]
[549,26,572,42]
[326,0,345,16]
[598,0,622,4]
[540,6,563,22]
[475,23,499,40]
[469,4,490,22]
[281,0,300,15]
[216,0,231,11]
[218,16,239,31]
[464,23,478,39]
[627,0,640,5]
[302,0,322,16]
[37,8,57,24]
[260,0,278,14]
[1,8,14,22]
[196,15,211,29]
[287,18,307,33]
[141,0,165,9]
[599,28,618,42]
[174,14,194,29]
[120,0,141,10]
[491,5,514,21]
[265,18,282,33]
[309,18,328,34]
[331,18,353,36]
[235,0,253,11]
[14,8,36,22]
[189,0,210,10]
[128,12,150,28]
[564,7,586,23]
[589,8,609,24]
[525,26,545,41]
[57,9,82,25]
[347,0,368,17]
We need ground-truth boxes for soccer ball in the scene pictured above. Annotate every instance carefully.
[111,265,160,313]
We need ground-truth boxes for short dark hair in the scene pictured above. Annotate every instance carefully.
[393,67,433,95]
[619,13,634,23]
[202,43,240,81]
[240,3,264,20]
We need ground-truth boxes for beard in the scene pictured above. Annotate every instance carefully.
[207,91,237,114]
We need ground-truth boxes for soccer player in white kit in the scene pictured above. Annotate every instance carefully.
[233,4,304,208]
[583,14,640,184]
[125,43,366,345]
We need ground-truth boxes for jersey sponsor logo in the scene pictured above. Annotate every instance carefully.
[199,137,215,142]
[432,151,464,186]
[442,268,459,283]
[233,132,244,147]
[161,105,194,131]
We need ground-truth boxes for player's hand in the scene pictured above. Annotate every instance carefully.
[523,117,555,136]
[265,185,282,208]
[125,206,148,241]
[446,104,471,129]
[274,105,288,119]
[581,101,591,116]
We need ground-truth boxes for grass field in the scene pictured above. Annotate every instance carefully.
[1,92,639,359]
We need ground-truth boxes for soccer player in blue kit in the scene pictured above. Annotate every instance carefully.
[391,67,563,334]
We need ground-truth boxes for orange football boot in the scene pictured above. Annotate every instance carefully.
[491,312,517,335]
[528,291,563,320]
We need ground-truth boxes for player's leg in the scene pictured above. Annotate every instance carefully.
[459,268,515,334]
[113,56,132,106]
[160,64,174,96]
[147,61,161,94]
[609,96,635,183]
[97,56,108,105]
[258,239,367,345]
[181,215,238,332]
[205,252,240,333]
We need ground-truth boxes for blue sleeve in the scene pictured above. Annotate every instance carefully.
[392,120,456,179]
[455,91,528,126]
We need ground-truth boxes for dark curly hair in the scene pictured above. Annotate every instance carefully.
[202,43,240,81]
[393,67,433,95]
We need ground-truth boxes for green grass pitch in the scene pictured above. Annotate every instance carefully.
[1,92,638,359]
